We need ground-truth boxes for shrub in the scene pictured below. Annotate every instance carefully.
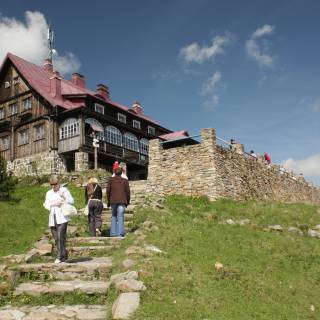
[0,156,17,200]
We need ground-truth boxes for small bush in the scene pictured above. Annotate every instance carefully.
[0,156,17,200]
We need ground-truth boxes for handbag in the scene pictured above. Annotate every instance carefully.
[61,202,78,217]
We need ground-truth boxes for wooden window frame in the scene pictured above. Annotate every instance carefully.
[117,113,127,124]
[148,126,155,135]
[133,120,141,129]
[94,103,105,115]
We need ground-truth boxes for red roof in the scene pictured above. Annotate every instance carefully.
[2,53,159,125]
[159,130,189,141]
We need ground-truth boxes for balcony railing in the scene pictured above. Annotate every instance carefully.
[84,135,148,165]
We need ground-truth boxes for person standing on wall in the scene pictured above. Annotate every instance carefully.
[264,152,271,165]
[43,175,74,263]
[85,177,103,237]
[107,167,130,237]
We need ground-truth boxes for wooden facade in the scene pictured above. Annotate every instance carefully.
[0,53,171,179]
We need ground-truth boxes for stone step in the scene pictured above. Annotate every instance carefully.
[69,245,116,254]
[0,305,107,320]
[102,221,130,228]
[68,236,125,245]
[3,257,113,281]
[14,279,110,296]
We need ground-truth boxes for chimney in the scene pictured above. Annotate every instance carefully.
[72,73,86,88]
[43,58,53,73]
[50,71,61,98]
[96,84,110,101]
[132,101,143,115]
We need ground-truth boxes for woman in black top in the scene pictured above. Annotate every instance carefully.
[85,177,103,236]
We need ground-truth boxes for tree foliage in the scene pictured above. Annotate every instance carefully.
[0,156,17,200]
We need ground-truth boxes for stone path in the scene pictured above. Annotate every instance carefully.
[0,203,146,320]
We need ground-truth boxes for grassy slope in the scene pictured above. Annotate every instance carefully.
[0,185,85,257]
[1,186,320,319]
[131,196,320,320]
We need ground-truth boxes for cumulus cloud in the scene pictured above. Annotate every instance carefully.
[179,33,232,64]
[282,153,320,177]
[245,24,275,67]
[0,11,80,76]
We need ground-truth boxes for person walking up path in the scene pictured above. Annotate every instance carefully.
[85,177,103,237]
[107,168,130,237]
[43,175,74,263]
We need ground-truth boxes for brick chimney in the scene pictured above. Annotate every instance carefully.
[132,101,143,115]
[72,73,85,88]
[50,71,61,98]
[43,58,53,73]
[96,84,110,101]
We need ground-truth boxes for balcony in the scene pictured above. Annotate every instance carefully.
[84,135,148,165]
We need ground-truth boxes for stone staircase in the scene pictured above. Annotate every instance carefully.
[0,202,145,319]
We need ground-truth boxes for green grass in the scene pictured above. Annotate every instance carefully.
[0,184,85,257]
[130,196,320,320]
[2,187,320,319]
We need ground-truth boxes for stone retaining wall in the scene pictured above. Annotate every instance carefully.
[6,150,66,176]
[141,128,320,204]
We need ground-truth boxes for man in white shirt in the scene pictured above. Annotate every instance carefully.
[43,175,74,263]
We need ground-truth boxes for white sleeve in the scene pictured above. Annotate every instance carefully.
[63,188,74,205]
[43,191,51,211]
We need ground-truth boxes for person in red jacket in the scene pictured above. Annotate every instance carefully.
[264,152,271,165]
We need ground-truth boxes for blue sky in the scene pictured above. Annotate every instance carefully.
[0,0,319,184]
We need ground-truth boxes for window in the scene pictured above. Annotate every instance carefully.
[105,126,122,146]
[123,132,139,152]
[117,113,126,124]
[59,118,79,139]
[23,98,32,111]
[140,138,149,155]
[34,124,45,140]
[133,120,141,129]
[18,129,29,145]
[148,126,155,135]
[94,103,104,115]
[0,136,10,151]
[0,108,4,119]
[9,103,18,115]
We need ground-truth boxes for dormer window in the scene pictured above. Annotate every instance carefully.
[133,120,141,129]
[9,103,18,115]
[23,98,32,111]
[117,113,126,124]
[94,103,104,115]
[148,126,155,135]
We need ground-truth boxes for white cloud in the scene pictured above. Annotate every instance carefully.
[201,71,222,110]
[245,24,275,67]
[0,11,80,76]
[252,24,274,39]
[282,153,320,177]
[179,34,232,64]
[201,71,221,95]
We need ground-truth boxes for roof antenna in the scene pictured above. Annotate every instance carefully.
[47,23,55,61]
